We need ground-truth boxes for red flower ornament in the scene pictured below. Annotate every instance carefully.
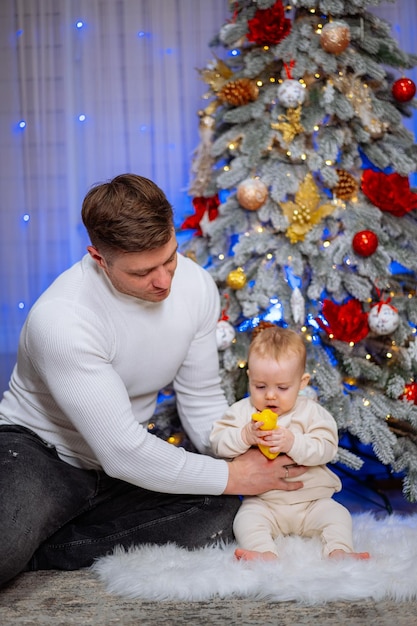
[247,0,291,46]
[181,195,220,236]
[317,299,369,343]
[401,382,417,404]
[361,170,417,217]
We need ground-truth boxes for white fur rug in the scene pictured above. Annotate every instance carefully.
[92,513,417,604]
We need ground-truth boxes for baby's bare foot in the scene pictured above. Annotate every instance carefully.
[329,549,370,560]
[234,548,277,561]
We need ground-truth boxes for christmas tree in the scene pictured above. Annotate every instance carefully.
[180,0,417,501]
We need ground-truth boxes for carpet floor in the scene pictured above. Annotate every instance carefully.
[1,479,416,625]
[1,569,417,626]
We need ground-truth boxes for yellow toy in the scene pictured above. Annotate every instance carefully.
[252,408,279,459]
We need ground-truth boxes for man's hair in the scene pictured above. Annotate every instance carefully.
[81,173,174,258]
[249,326,307,371]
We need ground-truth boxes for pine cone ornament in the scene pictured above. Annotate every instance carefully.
[334,169,358,200]
[218,78,259,107]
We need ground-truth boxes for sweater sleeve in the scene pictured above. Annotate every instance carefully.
[287,400,339,466]
[173,267,229,454]
[209,400,252,459]
[24,302,229,495]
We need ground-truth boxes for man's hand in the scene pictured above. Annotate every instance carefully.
[224,447,305,495]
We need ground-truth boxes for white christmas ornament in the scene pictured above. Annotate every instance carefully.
[407,339,417,362]
[277,79,305,109]
[368,303,400,335]
[290,287,305,324]
[216,320,236,350]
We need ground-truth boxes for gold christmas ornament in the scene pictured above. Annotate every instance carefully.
[280,173,335,243]
[332,74,388,139]
[320,21,351,55]
[226,267,247,290]
[237,178,268,210]
[218,78,259,107]
[333,169,358,200]
[198,58,233,92]
[271,105,304,144]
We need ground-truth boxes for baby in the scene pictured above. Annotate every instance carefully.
[210,325,370,561]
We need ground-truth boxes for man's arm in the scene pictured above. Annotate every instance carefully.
[224,448,305,495]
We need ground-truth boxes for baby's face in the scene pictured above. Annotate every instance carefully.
[247,352,309,416]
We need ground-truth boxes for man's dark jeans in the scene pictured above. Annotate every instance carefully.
[0,425,240,587]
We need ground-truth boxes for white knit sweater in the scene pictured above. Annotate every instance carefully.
[0,253,229,495]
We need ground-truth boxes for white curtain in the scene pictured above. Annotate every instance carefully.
[0,0,228,359]
[0,0,416,380]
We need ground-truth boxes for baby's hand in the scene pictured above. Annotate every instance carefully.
[242,420,270,447]
[263,426,294,455]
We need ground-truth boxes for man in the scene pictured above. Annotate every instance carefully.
[0,174,304,586]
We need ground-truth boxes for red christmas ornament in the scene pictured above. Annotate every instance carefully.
[317,299,369,343]
[247,0,291,46]
[352,230,379,257]
[401,382,417,404]
[181,195,220,236]
[361,170,417,217]
[392,77,416,103]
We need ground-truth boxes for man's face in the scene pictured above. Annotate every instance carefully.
[87,232,178,302]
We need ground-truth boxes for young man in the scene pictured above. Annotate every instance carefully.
[0,174,305,586]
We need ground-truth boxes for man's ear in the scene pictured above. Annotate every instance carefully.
[87,245,107,270]
[299,372,311,391]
